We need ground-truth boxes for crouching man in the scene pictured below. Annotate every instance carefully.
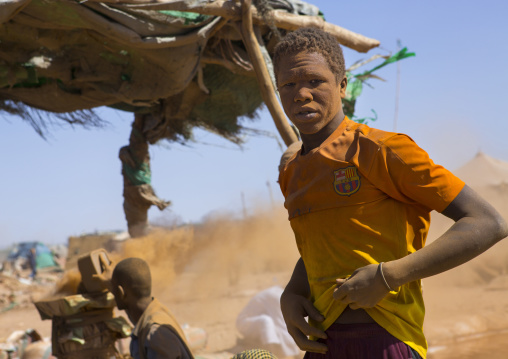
[98,256,193,359]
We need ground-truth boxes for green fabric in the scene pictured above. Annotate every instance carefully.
[345,76,363,102]
[360,47,415,77]
[354,109,378,124]
[157,10,211,25]
[343,48,415,123]
[123,161,151,186]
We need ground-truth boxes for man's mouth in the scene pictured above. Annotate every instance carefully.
[294,110,318,120]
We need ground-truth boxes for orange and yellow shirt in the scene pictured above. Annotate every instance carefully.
[278,118,464,359]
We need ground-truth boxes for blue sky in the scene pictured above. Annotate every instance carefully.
[1,1,507,247]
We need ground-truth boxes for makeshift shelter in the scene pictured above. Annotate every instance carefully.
[7,241,59,270]
[1,0,383,236]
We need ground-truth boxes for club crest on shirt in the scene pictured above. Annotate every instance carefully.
[333,166,361,196]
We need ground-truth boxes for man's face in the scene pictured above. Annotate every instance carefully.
[276,51,346,135]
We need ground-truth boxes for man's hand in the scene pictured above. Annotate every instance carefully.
[333,264,390,309]
[280,291,328,354]
[91,253,114,292]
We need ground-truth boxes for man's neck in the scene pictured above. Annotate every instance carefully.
[128,296,153,326]
[300,113,345,154]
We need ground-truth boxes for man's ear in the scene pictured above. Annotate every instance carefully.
[117,285,126,299]
[339,76,348,99]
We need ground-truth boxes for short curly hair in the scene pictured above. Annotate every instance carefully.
[273,27,345,84]
[113,257,151,298]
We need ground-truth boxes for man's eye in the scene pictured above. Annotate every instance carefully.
[310,79,324,85]
[282,82,295,88]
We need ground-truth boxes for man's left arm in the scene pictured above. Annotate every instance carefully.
[334,185,508,308]
[385,184,508,287]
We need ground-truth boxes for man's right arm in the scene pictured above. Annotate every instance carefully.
[280,257,328,354]
[146,324,192,359]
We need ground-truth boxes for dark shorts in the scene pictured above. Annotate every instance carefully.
[303,323,422,359]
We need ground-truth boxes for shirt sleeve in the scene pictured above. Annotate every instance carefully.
[145,324,192,359]
[364,134,465,213]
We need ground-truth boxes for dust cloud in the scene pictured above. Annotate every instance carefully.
[144,206,300,301]
[117,205,301,353]
[51,269,82,297]
[120,226,195,288]
[50,205,299,301]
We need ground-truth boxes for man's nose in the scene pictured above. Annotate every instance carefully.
[295,86,313,102]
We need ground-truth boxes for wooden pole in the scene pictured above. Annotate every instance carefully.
[393,39,401,132]
[239,0,298,147]
[266,180,274,208]
[241,191,247,219]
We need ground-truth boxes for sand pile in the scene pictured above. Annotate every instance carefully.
[422,153,508,358]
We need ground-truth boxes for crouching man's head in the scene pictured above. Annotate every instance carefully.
[111,257,152,320]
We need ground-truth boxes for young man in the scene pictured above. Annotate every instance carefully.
[273,28,508,359]
[97,256,193,359]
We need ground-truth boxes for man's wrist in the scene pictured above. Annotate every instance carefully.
[378,263,394,291]
[381,260,404,289]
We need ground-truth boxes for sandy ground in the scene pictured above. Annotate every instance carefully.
[2,202,508,358]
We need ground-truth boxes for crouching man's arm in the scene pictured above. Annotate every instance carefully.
[145,324,192,359]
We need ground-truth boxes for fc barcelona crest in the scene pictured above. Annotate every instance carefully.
[333,166,361,196]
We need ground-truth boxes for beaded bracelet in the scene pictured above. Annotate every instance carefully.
[379,262,394,292]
